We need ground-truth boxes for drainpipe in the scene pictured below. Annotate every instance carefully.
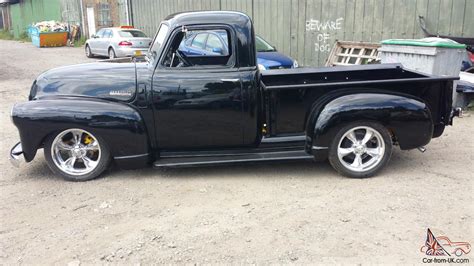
[79,0,86,37]
[128,0,133,26]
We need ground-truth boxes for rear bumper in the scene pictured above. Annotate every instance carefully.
[9,142,24,168]
[115,47,148,57]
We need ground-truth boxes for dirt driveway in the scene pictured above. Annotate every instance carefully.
[0,40,472,264]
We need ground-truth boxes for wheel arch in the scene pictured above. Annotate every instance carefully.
[305,92,433,153]
[11,97,151,167]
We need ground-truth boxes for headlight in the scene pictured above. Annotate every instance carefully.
[258,64,267,71]
[293,60,299,68]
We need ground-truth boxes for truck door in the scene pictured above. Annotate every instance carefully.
[151,27,243,149]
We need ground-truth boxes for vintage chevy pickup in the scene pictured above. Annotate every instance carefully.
[10,11,460,181]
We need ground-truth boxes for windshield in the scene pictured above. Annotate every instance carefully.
[256,36,276,52]
[118,30,147,38]
[149,24,169,60]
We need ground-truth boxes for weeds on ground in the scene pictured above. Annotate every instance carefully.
[467,102,473,111]
[73,36,86,47]
[0,30,14,40]
[0,30,30,42]
[18,31,31,42]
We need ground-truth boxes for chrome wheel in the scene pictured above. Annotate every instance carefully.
[337,126,385,172]
[51,129,101,176]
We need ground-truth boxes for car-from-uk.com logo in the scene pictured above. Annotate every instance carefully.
[421,228,470,263]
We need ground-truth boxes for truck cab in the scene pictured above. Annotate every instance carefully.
[10,11,459,181]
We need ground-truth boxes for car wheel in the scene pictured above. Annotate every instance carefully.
[328,121,392,178]
[454,249,463,257]
[108,48,116,59]
[44,128,111,181]
[85,45,93,58]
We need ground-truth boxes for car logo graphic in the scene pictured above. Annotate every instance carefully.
[420,229,471,257]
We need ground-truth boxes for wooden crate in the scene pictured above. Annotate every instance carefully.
[326,41,381,67]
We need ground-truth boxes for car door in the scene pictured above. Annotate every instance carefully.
[97,29,112,55]
[151,27,243,149]
[88,28,105,54]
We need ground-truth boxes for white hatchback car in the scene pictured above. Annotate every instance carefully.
[85,26,151,59]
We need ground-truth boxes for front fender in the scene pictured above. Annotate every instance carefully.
[306,93,433,152]
[11,97,150,164]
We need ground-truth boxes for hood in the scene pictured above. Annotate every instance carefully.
[31,59,138,102]
[257,51,294,69]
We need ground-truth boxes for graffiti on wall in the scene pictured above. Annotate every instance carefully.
[306,18,344,52]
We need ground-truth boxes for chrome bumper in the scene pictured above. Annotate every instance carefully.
[9,142,24,168]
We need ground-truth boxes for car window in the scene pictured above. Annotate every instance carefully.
[162,28,233,69]
[95,29,105,38]
[256,36,276,52]
[149,24,169,60]
[118,30,147,38]
[205,34,224,54]
[103,29,112,38]
[191,33,207,49]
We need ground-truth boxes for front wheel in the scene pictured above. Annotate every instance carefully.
[328,122,392,178]
[85,45,93,58]
[44,128,111,181]
[108,48,116,59]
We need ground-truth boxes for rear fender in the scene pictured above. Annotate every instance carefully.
[306,93,433,152]
[11,98,150,166]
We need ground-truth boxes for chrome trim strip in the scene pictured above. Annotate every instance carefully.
[261,135,306,143]
[114,153,149,160]
[312,146,328,150]
[155,155,313,167]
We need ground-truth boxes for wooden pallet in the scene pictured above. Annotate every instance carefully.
[325,41,381,67]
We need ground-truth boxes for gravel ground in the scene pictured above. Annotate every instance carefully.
[0,40,472,264]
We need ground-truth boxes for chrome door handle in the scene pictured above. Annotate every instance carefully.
[221,78,239,82]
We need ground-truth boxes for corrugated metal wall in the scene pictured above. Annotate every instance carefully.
[9,0,61,38]
[130,0,473,67]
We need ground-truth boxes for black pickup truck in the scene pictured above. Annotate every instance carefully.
[10,11,460,181]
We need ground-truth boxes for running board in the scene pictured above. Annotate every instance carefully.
[153,150,313,168]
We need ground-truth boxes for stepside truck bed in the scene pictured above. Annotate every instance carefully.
[260,63,458,138]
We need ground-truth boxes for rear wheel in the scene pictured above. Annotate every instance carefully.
[44,128,110,181]
[108,48,116,59]
[328,122,392,178]
[85,45,93,58]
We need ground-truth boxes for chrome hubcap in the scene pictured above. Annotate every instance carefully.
[337,126,385,172]
[51,129,101,176]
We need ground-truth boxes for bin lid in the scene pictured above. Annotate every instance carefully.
[381,37,466,49]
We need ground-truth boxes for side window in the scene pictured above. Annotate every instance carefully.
[95,29,105,38]
[103,29,112,38]
[191,33,207,49]
[162,28,233,69]
[205,34,225,55]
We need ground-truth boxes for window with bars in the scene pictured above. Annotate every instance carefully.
[326,41,381,67]
[97,3,112,27]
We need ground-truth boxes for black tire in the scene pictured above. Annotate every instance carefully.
[328,121,392,178]
[85,44,93,58]
[44,129,111,182]
[108,48,116,59]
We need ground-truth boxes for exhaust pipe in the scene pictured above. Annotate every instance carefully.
[417,146,426,153]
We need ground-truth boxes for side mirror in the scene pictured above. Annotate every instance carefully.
[212,47,223,55]
[92,34,98,39]
[272,45,277,51]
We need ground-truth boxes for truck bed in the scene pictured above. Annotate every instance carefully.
[261,63,457,89]
[260,63,458,136]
